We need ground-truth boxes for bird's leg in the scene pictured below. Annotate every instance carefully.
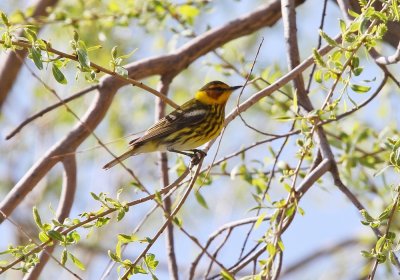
[188,149,207,166]
[167,148,207,166]
[167,148,195,157]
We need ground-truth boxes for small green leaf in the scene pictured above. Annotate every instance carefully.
[350,83,371,93]
[52,64,67,84]
[254,213,266,229]
[90,192,100,201]
[33,206,43,229]
[393,0,400,21]
[31,46,43,70]
[267,243,276,256]
[0,11,10,26]
[144,253,159,271]
[348,9,359,18]
[77,47,91,71]
[194,191,208,209]
[47,230,64,242]
[312,48,326,67]
[38,231,50,243]
[61,248,68,265]
[111,46,118,59]
[108,250,120,262]
[353,67,363,76]
[115,66,128,77]
[339,19,347,33]
[220,269,234,280]
[314,69,323,83]
[68,252,85,270]
[319,30,338,47]
[24,28,37,43]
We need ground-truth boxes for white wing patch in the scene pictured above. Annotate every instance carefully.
[184,109,207,118]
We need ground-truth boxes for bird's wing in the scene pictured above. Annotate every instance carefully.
[129,100,208,145]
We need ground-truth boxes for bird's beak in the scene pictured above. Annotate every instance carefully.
[230,85,243,91]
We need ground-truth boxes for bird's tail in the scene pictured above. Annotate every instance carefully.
[103,149,137,170]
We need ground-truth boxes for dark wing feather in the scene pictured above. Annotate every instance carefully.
[129,100,207,145]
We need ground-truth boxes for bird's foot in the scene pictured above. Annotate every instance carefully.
[189,149,207,166]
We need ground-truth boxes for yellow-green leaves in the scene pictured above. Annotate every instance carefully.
[109,45,137,78]
[350,83,371,93]
[0,10,10,27]
[52,63,67,84]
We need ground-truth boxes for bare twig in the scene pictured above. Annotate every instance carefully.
[156,75,179,280]
[189,215,271,279]
[281,238,360,277]
[6,85,99,140]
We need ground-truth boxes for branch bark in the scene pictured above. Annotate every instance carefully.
[156,76,179,280]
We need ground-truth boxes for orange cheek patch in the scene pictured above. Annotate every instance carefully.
[207,90,221,100]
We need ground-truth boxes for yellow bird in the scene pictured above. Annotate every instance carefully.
[103,81,242,169]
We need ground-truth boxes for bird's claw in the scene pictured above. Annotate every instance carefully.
[189,149,207,166]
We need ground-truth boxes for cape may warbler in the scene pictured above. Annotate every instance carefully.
[103,81,242,169]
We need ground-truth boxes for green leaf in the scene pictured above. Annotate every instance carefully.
[144,253,159,271]
[255,213,266,229]
[111,46,118,59]
[312,48,326,67]
[339,19,347,33]
[115,66,128,77]
[118,234,137,244]
[76,47,91,71]
[61,248,68,265]
[376,234,386,252]
[24,28,37,43]
[108,250,121,262]
[194,191,208,209]
[220,269,234,280]
[393,0,400,21]
[52,64,67,84]
[33,206,43,229]
[267,243,276,256]
[90,192,100,201]
[38,231,50,243]
[350,84,371,93]
[47,230,64,242]
[314,69,323,83]
[348,9,359,18]
[68,252,85,270]
[353,67,363,76]
[31,46,43,70]
[319,30,338,47]
[0,11,10,26]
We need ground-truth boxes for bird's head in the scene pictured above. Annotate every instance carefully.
[195,81,242,105]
